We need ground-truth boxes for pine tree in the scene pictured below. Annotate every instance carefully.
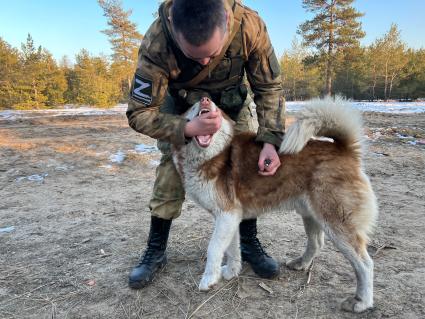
[98,0,143,100]
[71,49,120,107]
[397,49,425,100]
[0,38,22,108]
[368,24,408,100]
[333,44,369,99]
[298,0,365,95]
[18,34,49,108]
[280,38,322,100]
[41,51,67,106]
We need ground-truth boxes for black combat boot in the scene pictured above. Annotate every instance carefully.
[129,216,172,289]
[240,218,280,278]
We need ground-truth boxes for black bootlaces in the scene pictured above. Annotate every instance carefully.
[242,237,270,258]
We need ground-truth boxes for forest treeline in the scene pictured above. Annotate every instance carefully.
[0,0,424,109]
[281,25,425,101]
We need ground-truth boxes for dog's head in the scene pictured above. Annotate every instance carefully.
[184,97,234,151]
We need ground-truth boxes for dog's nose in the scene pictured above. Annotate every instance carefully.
[200,97,211,107]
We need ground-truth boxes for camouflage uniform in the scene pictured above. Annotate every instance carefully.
[127,0,285,220]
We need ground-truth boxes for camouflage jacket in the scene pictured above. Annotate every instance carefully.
[126,0,285,147]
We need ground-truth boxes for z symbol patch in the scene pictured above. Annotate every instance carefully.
[131,74,153,105]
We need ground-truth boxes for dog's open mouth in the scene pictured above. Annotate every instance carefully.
[195,108,213,148]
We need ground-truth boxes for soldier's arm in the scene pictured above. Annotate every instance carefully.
[243,9,285,148]
[126,23,188,146]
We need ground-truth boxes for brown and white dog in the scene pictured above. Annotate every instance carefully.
[172,96,378,313]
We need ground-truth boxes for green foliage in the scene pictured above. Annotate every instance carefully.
[280,38,323,100]
[299,0,365,95]
[0,38,22,108]
[98,0,143,101]
[0,35,124,109]
[65,50,120,107]
[281,25,424,101]
[396,49,425,100]
[0,34,67,109]
[0,1,143,109]
[0,8,424,108]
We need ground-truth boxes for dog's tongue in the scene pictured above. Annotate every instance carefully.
[196,134,212,147]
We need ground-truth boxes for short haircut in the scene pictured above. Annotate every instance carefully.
[171,0,227,46]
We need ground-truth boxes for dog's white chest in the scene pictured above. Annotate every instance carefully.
[183,167,217,213]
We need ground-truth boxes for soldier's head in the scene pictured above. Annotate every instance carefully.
[171,0,228,65]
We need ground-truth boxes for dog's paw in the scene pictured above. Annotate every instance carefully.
[199,273,220,292]
[221,264,240,281]
[341,296,373,313]
[286,257,311,271]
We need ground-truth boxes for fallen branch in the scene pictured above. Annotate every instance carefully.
[187,278,236,319]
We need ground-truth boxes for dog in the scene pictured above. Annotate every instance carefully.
[172,96,378,313]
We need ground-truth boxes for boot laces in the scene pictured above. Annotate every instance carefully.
[243,236,270,257]
[139,244,162,265]
[252,237,270,257]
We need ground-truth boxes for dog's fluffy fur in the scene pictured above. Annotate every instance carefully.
[172,96,378,313]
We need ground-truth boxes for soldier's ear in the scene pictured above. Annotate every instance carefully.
[225,10,230,30]
[168,5,173,23]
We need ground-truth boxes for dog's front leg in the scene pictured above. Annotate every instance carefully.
[199,211,242,291]
[222,230,242,280]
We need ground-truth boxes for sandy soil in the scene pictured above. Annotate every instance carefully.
[0,110,424,319]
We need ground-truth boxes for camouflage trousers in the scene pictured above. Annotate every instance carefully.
[149,94,257,220]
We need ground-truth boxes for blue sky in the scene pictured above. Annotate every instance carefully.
[1,0,424,62]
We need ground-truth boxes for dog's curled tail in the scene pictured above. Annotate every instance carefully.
[279,96,363,157]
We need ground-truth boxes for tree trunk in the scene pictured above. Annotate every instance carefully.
[389,72,397,99]
[371,66,377,101]
[326,1,335,96]
[384,60,389,101]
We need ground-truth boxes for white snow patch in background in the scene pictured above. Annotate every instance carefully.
[2,101,425,121]
[286,101,425,113]
[134,144,158,154]
[100,145,160,169]
[54,165,74,172]
[149,160,160,167]
[109,151,126,164]
[0,226,15,233]
[16,173,48,183]
[0,104,127,120]
[395,133,414,139]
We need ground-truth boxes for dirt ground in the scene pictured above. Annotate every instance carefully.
[0,109,424,319]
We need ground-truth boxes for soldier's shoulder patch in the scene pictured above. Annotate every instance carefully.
[131,74,153,105]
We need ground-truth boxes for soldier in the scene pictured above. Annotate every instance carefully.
[127,0,285,289]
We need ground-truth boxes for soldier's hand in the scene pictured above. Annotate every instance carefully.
[258,143,281,176]
[184,109,222,138]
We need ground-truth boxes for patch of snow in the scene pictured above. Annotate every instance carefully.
[149,160,160,167]
[395,133,414,139]
[109,151,126,164]
[2,101,424,121]
[0,104,127,121]
[285,101,425,113]
[16,173,48,183]
[0,226,15,233]
[54,165,74,172]
[134,144,158,154]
